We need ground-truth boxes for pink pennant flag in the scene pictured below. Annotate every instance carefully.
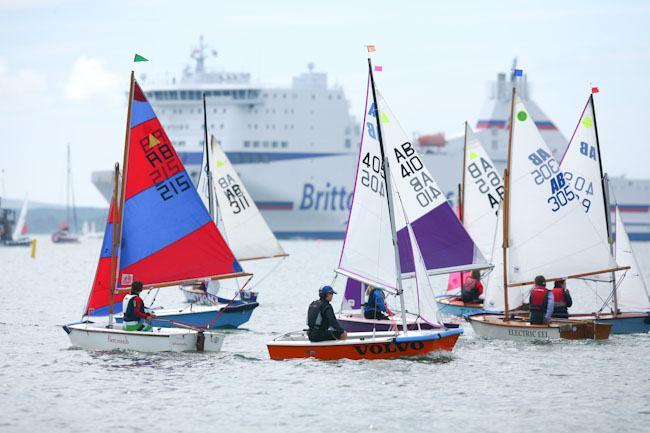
[374,65,383,72]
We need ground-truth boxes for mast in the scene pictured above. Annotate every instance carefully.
[108,164,119,328]
[110,71,135,325]
[367,58,408,334]
[203,93,215,219]
[591,93,618,315]
[459,122,468,290]
[460,122,468,224]
[502,87,516,320]
[66,144,71,229]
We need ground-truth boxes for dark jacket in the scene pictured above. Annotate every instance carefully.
[307,299,343,333]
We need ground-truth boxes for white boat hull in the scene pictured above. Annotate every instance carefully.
[468,314,611,341]
[64,322,224,352]
[469,316,561,340]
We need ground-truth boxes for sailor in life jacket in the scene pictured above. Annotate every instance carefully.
[306,285,347,342]
[461,270,485,304]
[551,279,573,319]
[528,275,554,325]
[122,280,156,332]
[363,285,389,320]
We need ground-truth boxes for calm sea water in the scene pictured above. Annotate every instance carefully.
[1,237,648,433]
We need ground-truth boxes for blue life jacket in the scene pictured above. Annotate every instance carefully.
[364,289,386,313]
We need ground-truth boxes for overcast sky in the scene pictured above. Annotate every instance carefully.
[1,0,649,207]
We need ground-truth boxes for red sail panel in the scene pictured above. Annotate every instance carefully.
[116,78,242,288]
[84,198,125,316]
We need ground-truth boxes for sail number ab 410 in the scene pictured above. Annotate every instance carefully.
[394,142,442,208]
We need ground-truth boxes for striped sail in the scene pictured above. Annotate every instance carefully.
[377,91,489,277]
[197,135,286,261]
[117,80,244,288]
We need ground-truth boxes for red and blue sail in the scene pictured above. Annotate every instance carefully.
[118,80,242,288]
[84,78,242,316]
[84,197,122,316]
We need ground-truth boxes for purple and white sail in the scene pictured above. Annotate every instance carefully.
[377,91,490,277]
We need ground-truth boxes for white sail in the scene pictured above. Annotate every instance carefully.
[615,207,650,312]
[337,80,397,290]
[507,96,616,286]
[559,96,608,244]
[376,92,489,277]
[463,124,503,259]
[198,136,286,261]
[12,199,28,241]
[483,203,524,311]
[408,223,441,323]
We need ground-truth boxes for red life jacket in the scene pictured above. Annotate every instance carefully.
[529,286,549,312]
[552,288,567,308]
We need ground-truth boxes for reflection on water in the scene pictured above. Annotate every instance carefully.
[1,237,649,433]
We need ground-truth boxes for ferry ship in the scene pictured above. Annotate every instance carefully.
[92,39,650,240]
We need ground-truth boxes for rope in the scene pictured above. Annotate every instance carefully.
[202,275,254,329]
[249,256,287,289]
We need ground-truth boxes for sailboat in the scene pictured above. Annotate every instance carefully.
[559,93,650,333]
[336,118,489,331]
[267,59,468,360]
[180,96,287,306]
[436,123,503,316]
[468,86,625,341]
[52,144,80,243]
[63,72,249,352]
[1,198,31,247]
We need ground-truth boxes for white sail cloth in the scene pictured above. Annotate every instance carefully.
[615,207,650,312]
[559,96,609,245]
[506,96,616,286]
[463,125,503,259]
[337,80,397,289]
[376,92,489,278]
[12,199,28,240]
[198,136,286,261]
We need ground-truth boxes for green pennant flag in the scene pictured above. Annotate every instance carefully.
[133,54,148,62]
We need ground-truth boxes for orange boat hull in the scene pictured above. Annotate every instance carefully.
[267,333,460,360]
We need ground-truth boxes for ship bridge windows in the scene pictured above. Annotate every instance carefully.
[282,141,288,148]
[345,138,351,148]
[244,141,250,147]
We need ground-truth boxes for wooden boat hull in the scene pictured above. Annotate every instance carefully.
[116,302,259,329]
[468,314,611,341]
[63,322,224,352]
[435,295,484,317]
[570,312,650,334]
[267,329,462,360]
[336,313,438,332]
